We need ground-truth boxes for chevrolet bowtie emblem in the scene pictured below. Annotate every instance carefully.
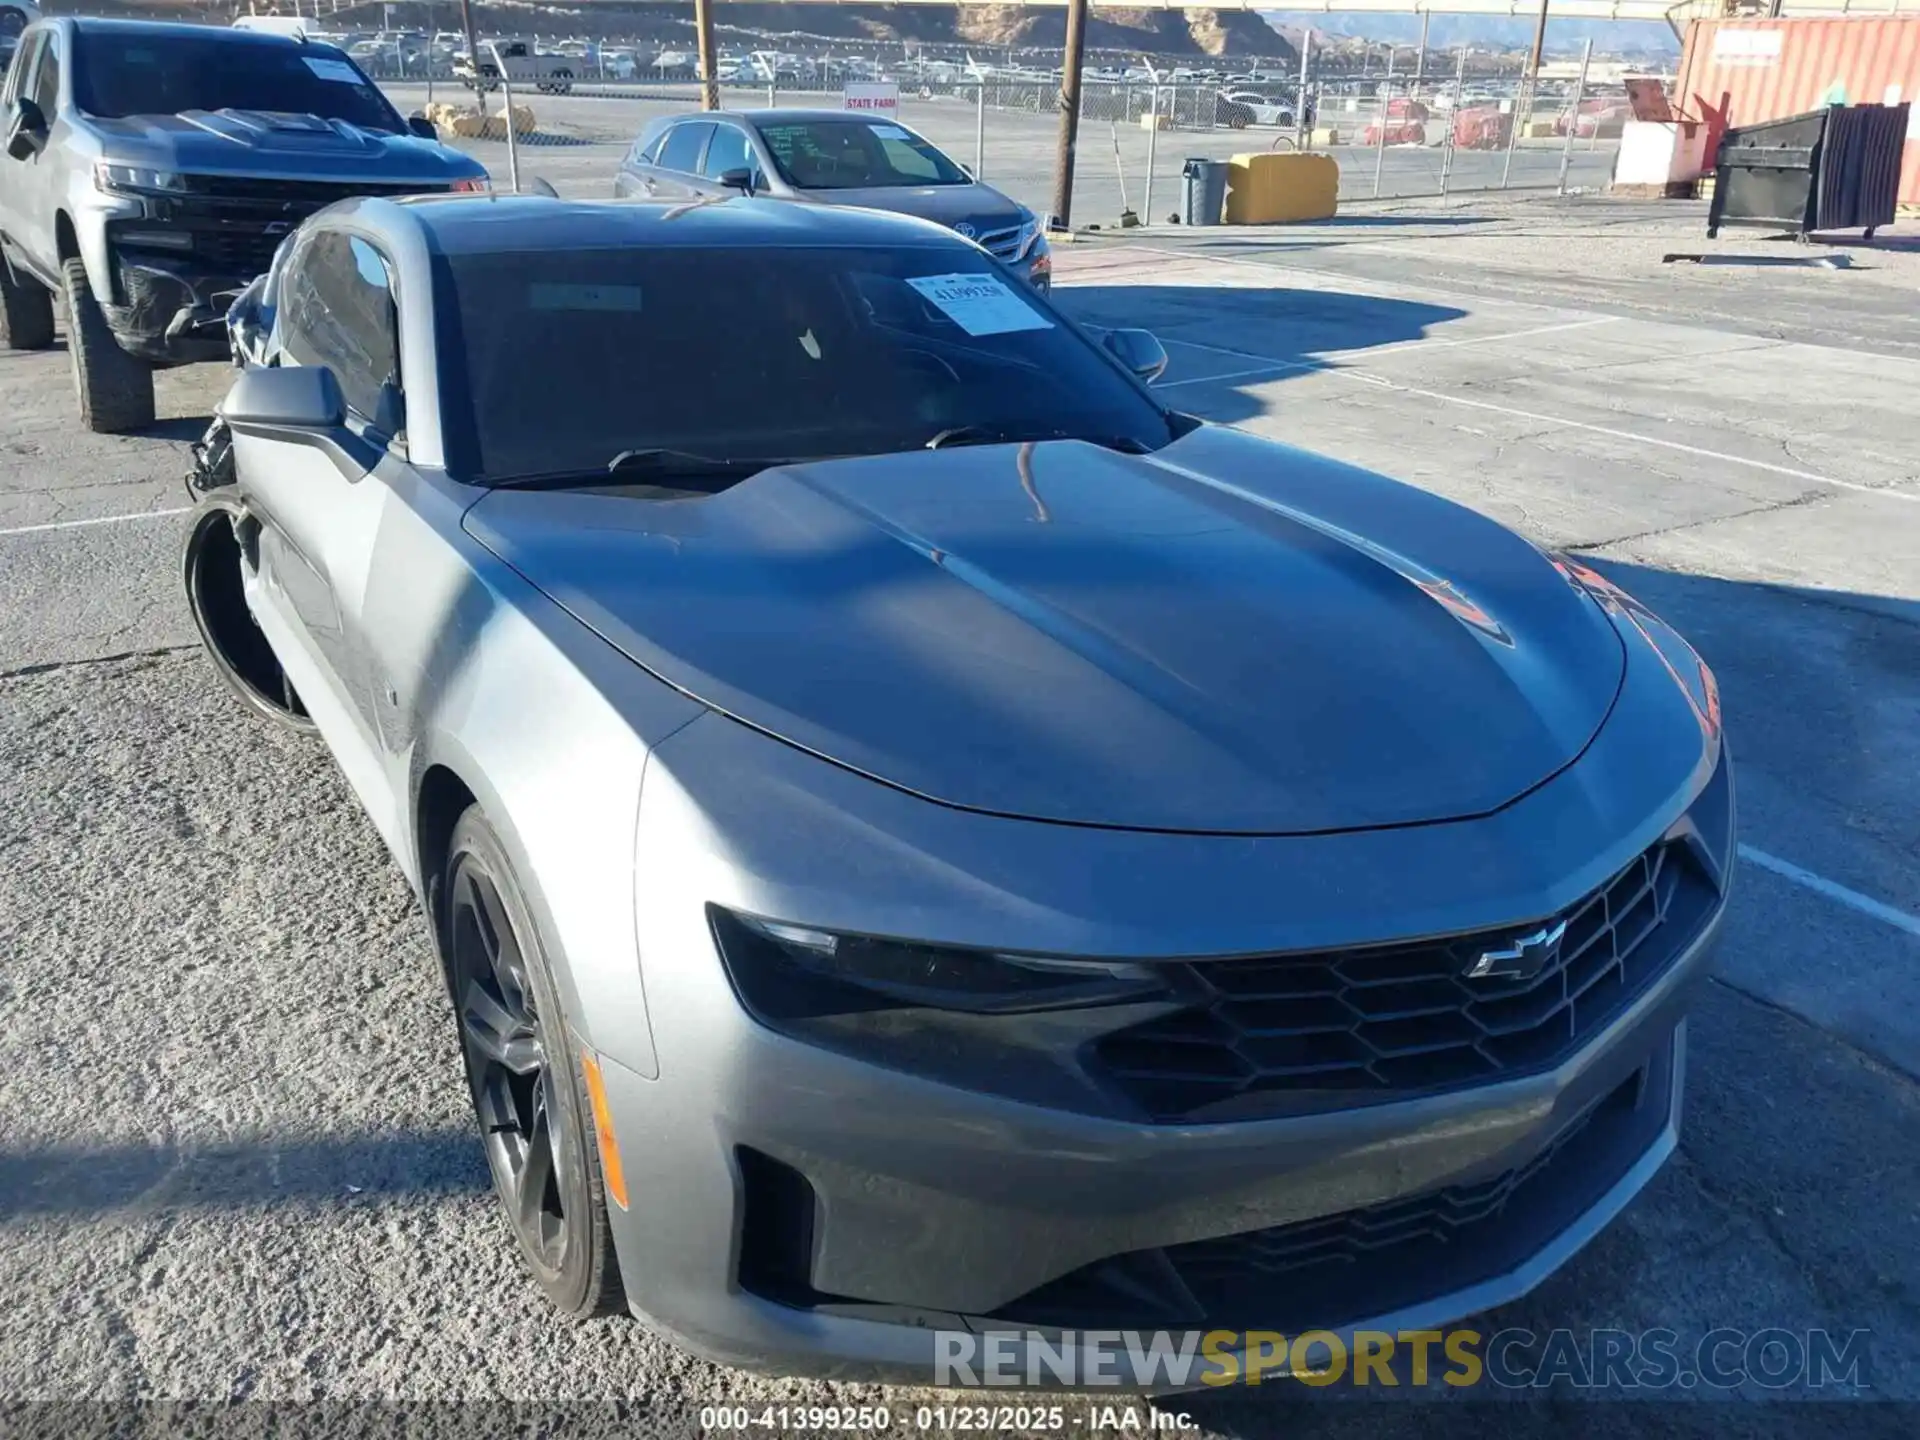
[1467,920,1568,981]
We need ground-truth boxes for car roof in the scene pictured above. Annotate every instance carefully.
[59,16,318,47]
[706,109,922,127]
[372,194,976,256]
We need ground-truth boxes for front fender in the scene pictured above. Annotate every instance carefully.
[390,483,705,1079]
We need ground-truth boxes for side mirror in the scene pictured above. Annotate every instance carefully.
[220,365,346,430]
[1103,327,1169,384]
[5,98,49,161]
[406,113,439,139]
[716,166,754,194]
[958,161,974,178]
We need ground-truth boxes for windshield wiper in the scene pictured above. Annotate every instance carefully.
[487,448,793,491]
[923,426,1154,455]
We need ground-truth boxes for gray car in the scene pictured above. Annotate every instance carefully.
[0,17,485,432]
[614,108,1052,291]
[188,193,1731,1384]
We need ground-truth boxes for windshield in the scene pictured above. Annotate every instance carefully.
[755,118,969,190]
[72,33,402,131]
[437,244,1172,484]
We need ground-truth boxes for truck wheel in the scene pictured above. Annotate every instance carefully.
[0,261,55,350]
[62,258,155,434]
[553,68,573,95]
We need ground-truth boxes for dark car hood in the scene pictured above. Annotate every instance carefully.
[84,111,482,181]
[465,427,1625,834]
[799,181,1022,233]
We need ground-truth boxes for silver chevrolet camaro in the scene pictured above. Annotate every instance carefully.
[184,193,1733,1382]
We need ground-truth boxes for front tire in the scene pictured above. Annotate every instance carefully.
[62,257,155,434]
[0,260,55,350]
[445,808,626,1319]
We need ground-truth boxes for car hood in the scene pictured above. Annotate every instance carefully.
[464,427,1625,834]
[83,110,483,181]
[794,180,1023,233]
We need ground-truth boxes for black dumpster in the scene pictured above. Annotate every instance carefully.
[1708,102,1909,239]
[1181,158,1230,226]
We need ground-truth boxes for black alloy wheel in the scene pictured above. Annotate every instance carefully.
[445,809,625,1316]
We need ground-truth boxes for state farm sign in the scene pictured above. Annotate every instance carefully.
[842,82,900,115]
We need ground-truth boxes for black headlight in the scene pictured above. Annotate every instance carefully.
[708,907,1187,1116]
[711,908,1170,1019]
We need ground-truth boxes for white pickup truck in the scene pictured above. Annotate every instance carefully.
[454,40,576,94]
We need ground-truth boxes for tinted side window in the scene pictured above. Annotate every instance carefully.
[700,124,751,179]
[657,120,712,174]
[3,34,37,105]
[29,32,56,113]
[279,232,401,429]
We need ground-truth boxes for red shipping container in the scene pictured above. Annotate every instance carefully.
[1674,16,1920,206]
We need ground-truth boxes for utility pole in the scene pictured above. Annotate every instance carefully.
[457,0,481,112]
[1049,0,1090,231]
[1528,0,1550,75]
[695,0,718,110]
[1415,11,1430,89]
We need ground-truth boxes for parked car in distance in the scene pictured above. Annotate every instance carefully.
[0,16,487,432]
[187,191,1730,1384]
[454,38,575,94]
[1216,89,1294,129]
[615,108,1051,290]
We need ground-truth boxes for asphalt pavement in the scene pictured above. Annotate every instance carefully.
[2,196,1916,1437]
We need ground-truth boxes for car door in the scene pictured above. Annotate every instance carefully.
[238,226,405,759]
[0,30,38,250]
[640,118,713,200]
[691,118,761,198]
[613,122,667,198]
[0,29,55,271]
[14,25,63,267]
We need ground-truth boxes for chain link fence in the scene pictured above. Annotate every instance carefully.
[390,65,1627,226]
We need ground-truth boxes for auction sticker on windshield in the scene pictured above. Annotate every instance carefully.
[905,274,1052,337]
[305,57,364,83]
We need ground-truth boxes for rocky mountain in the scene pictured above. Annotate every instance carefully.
[88,2,1296,60]
[1260,12,1680,60]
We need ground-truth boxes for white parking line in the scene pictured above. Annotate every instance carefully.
[1371,315,1621,355]
[1740,845,1920,941]
[0,507,190,539]
[1159,363,1311,389]
[1159,336,1918,505]
[1127,243,1611,317]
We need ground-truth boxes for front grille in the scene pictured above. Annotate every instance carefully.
[187,227,288,279]
[178,174,450,207]
[1090,841,1714,1121]
[965,222,1025,261]
[128,177,449,282]
[1174,1087,1613,1286]
[995,1060,1668,1332]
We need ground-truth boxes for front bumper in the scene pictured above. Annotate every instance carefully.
[594,891,1718,1385]
[101,249,253,365]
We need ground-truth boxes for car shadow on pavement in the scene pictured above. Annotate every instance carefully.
[137,416,215,443]
[1054,284,1465,424]
[0,1128,487,1215]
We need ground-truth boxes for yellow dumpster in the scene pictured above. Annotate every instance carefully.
[1224,152,1339,224]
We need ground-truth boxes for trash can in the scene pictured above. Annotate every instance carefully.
[1181,158,1230,226]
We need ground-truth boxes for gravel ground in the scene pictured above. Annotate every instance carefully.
[3,195,1917,1437]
